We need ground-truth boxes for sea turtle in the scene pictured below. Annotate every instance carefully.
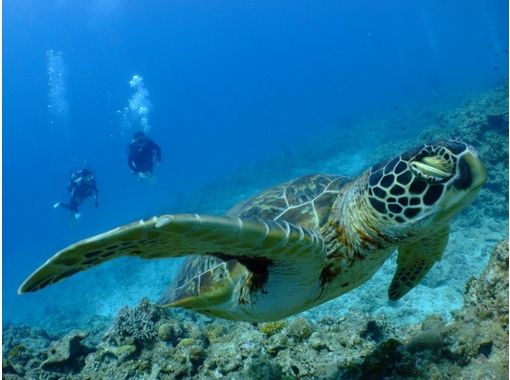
[19,140,487,322]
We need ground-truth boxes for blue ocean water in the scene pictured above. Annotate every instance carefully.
[3,1,508,328]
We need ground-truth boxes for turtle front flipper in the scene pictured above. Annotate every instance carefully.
[388,225,450,301]
[19,214,325,294]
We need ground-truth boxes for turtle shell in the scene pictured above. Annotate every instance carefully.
[163,174,351,307]
[228,174,351,229]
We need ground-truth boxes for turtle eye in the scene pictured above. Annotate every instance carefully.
[409,151,455,184]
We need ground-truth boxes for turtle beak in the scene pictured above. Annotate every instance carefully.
[462,147,487,190]
[437,147,487,218]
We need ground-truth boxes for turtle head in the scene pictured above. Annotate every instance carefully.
[366,140,487,231]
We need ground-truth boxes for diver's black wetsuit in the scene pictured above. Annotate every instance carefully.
[58,169,99,216]
[128,133,162,176]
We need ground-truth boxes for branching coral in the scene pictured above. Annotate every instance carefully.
[105,299,158,345]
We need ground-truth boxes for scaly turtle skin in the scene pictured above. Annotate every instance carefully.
[19,140,487,322]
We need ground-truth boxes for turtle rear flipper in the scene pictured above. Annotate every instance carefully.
[18,214,325,294]
[388,225,449,301]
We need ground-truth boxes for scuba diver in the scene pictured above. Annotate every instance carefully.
[128,131,162,180]
[53,168,99,220]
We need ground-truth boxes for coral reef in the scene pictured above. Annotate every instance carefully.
[258,320,286,336]
[3,240,507,379]
[437,240,509,378]
[41,331,91,373]
[1,237,505,378]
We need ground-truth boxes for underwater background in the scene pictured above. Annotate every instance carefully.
[3,1,509,379]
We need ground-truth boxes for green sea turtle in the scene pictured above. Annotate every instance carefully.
[19,140,487,322]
